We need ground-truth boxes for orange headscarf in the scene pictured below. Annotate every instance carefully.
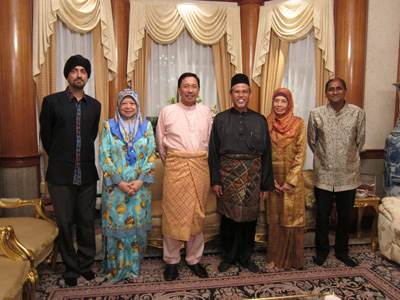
[267,88,302,148]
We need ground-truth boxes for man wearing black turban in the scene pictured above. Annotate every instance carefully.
[208,73,274,274]
[40,55,101,287]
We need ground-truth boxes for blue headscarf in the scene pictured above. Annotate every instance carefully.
[109,89,147,165]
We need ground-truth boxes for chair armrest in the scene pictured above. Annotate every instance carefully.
[0,225,34,264]
[0,198,54,223]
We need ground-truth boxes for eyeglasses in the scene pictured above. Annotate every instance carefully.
[181,85,199,91]
[272,99,288,105]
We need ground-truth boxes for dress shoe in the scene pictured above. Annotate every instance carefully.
[241,260,260,273]
[164,263,179,281]
[218,261,234,272]
[336,255,358,267]
[313,254,327,266]
[188,263,208,278]
[82,270,95,281]
[64,277,77,287]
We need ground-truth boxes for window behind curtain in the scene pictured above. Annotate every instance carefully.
[282,31,316,170]
[145,29,219,117]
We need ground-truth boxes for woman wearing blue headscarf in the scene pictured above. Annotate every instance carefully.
[100,89,156,283]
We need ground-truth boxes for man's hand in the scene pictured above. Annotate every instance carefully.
[212,184,223,198]
[260,191,269,201]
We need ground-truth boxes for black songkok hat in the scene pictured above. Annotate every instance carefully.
[231,73,250,88]
[63,55,91,79]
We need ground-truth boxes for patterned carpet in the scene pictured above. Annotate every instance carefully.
[36,244,400,300]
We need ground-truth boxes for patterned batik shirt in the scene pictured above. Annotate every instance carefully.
[307,102,366,192]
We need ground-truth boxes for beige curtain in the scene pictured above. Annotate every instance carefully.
[36,24,57,114]
[127,1,242,86]
[315,38,330,107]
[212,34,236,112]
[252,0,334,87]
[93,24,109,129]
[259,32,289,117]
[132,32,152,117]
[33,0,117,80]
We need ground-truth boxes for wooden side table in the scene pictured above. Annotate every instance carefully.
[354,196,380,251]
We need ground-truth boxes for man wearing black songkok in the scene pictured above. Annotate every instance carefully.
[40,55,101,287]
[208,74,274,273]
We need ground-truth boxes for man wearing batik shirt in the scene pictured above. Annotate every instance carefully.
[208,73,274,273]
[156,72,212,281]
[40,55,101,286]
[307,77,366,268]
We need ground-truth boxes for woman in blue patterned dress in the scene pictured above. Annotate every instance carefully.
[99,88,156,283]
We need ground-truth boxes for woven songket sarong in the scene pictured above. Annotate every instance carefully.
[162,150,210,241]
[218,154,262,222]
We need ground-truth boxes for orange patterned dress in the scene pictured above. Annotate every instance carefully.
[266,114,307,269]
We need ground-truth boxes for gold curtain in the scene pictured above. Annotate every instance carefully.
[212,34,236,112]
[253,0,334,86]
[127,2,242,86]
[315,38,330,107]
[132,32,152,117]
[35,24,57,114]
[259,32,289,117]
[33,0,117,80]
[93,24,109,129]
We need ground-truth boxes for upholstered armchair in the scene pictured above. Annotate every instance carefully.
[378,196,400,265]
[0,197,59,298]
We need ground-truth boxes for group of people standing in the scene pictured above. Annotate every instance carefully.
[40,54,365,286]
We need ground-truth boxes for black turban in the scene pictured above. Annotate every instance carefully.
[63,55,91,79]
[231,73,249,88]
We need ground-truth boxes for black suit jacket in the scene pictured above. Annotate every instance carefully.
[40,91,101,185]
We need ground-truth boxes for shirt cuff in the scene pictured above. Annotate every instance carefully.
[138,173,154,184]
[104,174,123,187]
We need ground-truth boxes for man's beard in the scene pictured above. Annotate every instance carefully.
[71,79,85,89]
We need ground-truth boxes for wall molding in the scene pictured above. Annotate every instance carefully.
[361,149,384,159]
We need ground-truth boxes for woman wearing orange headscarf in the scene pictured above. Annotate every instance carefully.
[266,88,307,271]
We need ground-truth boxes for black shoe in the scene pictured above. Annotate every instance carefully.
[218,261,233,272]
[164,263,179,281]
[336,255,358,267]
[82,270,95,281]
[241,260,260,273]
[313,254,327,266]
[188,263,208,278]
[64,277,77,287]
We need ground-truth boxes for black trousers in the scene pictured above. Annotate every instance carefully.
[220,215,257,265]
[314,187,356,258]
[48,182,97,278]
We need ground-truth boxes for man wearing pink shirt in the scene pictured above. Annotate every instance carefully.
[156,72,212,281]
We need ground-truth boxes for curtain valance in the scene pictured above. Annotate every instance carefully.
[33,0,117,80]
[252,0,334,86]
[127,1,242,85]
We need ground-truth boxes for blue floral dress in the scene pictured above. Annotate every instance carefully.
[99,119,155,283]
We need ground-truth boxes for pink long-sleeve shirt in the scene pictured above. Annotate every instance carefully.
[156,102,212,164]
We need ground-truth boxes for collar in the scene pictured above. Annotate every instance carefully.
[231,107,249,116]
[327,100,347,115]
[65,86,87,103]
[178,102,197,111]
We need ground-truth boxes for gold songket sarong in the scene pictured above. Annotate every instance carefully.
[162,150,210,241]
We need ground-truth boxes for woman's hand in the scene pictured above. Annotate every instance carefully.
[128,180,144,195]
[118,181,133,195]
[274,180,293,194]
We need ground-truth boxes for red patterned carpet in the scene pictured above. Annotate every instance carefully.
[36,245,400,299]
